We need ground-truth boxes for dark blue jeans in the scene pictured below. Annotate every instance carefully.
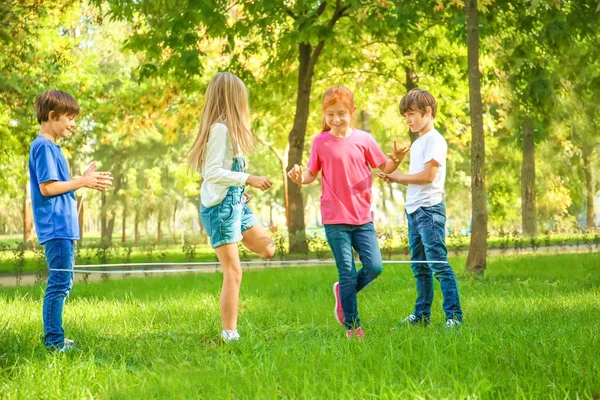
[407,202,462,322]
[324,222,383,329]
[42,239,75,348]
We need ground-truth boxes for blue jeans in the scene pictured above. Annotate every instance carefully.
[42,239,75,348]
[407,202,462,321]
[324,222,383,329]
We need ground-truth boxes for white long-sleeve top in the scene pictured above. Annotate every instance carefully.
[200,123,250,207]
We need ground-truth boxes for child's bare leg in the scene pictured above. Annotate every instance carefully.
[242,224,275,259]
[215,243,243,330]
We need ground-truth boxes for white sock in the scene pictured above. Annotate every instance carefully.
[222,329,240,341]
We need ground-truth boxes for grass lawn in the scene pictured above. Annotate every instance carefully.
[1,253,599,399]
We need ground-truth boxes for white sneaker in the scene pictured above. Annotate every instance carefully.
[445,319,462,328]
[221,330,240,343]
[58,338,74,352]
[398,314,430,327]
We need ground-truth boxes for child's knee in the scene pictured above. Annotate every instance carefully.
[223,265,243,283]
[433,265,455,279]
[368,263,383,277]
[259,243,276,259]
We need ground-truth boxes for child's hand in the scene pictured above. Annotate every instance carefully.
[388,140,410,163]
[287,164,303,185]
[82,161,113,191]
[243,192,251,203]
[247,175,272,191]
[378,170,403,184]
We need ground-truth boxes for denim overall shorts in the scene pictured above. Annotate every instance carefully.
[200,157,259,248]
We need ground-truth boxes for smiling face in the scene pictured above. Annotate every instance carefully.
[35,90,79,142]
[48,112,76,139]
[324,102,353,136]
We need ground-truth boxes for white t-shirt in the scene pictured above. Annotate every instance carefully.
[405,128,447,214]
[200,123,249,208]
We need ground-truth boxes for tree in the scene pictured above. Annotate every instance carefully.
[465,0,487,274]
[96,0,416,252]
[489,0,600,234]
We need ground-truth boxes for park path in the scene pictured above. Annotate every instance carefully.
[1,244,598,288]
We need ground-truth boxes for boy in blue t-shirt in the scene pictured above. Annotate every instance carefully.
[30,89,113,351]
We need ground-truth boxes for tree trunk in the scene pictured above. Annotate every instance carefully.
[521,116,536,236]
[280,155,289,228]
[359,110,372,132]
[286,43,314,254]
[171,200,178,234]
[134,207,140,246]
[121,200,127,243]
[582,145,595,229]
[104,175,122,244]
[157,208,163,244]
[106,207,116,244]
[465,0,487,275]
[285,4,348,253]
[23,157,34,248]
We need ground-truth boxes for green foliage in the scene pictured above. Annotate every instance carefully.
[0,0,598,246]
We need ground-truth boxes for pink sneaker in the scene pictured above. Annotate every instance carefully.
[346,327,365,339]
[333,282,344,326]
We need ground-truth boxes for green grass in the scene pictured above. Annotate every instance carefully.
[1,253,599,399]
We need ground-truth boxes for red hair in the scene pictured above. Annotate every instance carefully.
[321,86,356,132]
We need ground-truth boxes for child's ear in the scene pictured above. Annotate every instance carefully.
[48,110,57,121]
[425,106,432,116]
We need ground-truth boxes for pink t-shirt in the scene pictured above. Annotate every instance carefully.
[307,129,387,225]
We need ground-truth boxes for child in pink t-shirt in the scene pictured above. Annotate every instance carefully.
[288,86,409,338]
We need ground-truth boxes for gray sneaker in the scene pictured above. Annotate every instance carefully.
[445,319,462,328]
[398,314,429,327]
[58,338,74,353]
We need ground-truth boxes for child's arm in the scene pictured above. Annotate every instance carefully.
[287,164,318,185]
[203,124,271,191]
[39,162,112,196]
[378,140,410,174]
[378,160,439,185]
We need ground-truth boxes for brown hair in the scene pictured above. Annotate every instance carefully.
[321,86,356,132]
[35,89,79,124]
[399,88,437,118]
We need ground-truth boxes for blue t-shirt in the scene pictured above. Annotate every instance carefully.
[29,136,80,244]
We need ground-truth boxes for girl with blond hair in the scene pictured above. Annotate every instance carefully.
[188,72,275,342]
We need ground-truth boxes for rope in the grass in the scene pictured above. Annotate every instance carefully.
[47,259,449,274]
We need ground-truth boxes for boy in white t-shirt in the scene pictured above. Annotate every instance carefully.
[378,89,463,328]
